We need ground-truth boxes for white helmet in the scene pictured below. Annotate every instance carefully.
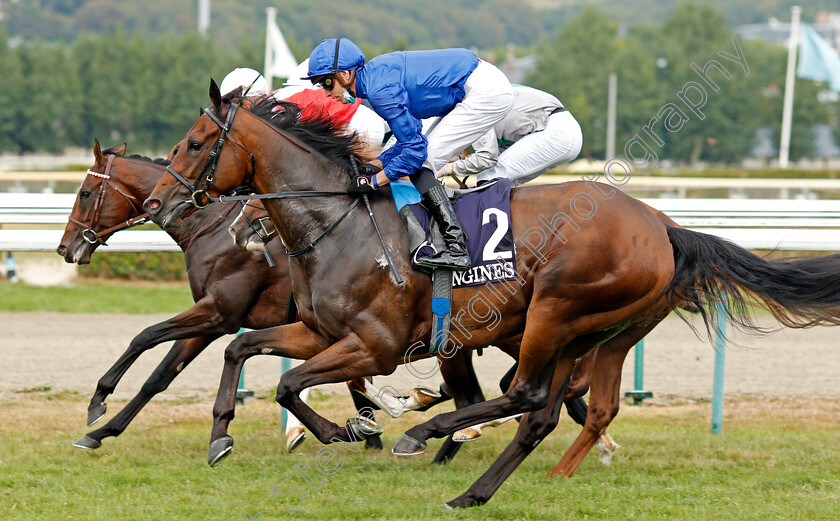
[283,60,311,88]
[220,68,269,97]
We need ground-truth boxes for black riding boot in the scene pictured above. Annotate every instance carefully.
[415,185,471,271]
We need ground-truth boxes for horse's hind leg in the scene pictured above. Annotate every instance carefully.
[393,301,575,456]
[434,347,487,463]
[548,317,663,477]
[445,356,572,508]
[73,335,216,450]
[87,295,232,425]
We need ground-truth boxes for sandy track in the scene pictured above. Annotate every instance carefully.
[2,312,839,401]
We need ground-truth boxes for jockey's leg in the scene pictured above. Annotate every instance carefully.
[477,109,582,187]
[411,168,470,271]
[412,61,513,271]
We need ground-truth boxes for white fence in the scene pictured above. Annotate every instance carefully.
[2,193,840,252]
[0,193,178,252]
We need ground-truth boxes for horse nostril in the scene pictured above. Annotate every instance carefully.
[145,199,161,211]
[56,245,67,255]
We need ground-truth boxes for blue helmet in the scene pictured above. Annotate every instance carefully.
[302,38,366,80]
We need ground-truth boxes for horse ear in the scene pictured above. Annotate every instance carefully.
[210,78,222,112]
[93,139,103,164]
[102,142,127,156]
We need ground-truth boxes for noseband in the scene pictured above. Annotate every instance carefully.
[69,154,148,245]
[241,202,277,243]
[165,103,256,209]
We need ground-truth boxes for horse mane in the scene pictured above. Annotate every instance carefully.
[125,154,171,166]
[246,96,373,171]
[102,143,171,166]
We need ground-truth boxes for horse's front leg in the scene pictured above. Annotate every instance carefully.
[88,295,231,426]
[275,333,393,446]
[74,335,217,450]
[208,322,331,466]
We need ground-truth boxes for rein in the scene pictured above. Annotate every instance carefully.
[68,154,149,244]
[166,102,402,281]
[165,103,256,209]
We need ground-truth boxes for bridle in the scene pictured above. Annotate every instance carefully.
[68,154,149,245]
[241,201,277,243]
[164,103,256,209]
[162,101,402,282]
[163,102,354,256]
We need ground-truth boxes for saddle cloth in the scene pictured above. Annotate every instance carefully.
[391,178,517,288]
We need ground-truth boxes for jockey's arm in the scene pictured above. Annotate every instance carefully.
[437,128,500,178]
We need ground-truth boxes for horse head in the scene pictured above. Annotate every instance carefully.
[57,139,151,264]
[145,79,256,229]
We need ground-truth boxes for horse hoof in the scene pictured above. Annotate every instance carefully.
[347,415,384,438]
[286,427,306,453]
[391,434,426,456]
[365,435,383,451]
[452,427,481,443]
[596,435,621,466]
[87,402,107,427]
[208,436,234,467]
[412,385,441,403]
[72,435,102,450]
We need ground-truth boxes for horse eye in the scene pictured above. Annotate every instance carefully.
[189,142,202,152]
[80,191,91,198]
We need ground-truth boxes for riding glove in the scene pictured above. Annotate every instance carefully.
[347,175,377,195]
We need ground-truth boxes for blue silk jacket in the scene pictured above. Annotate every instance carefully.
[355,48,479,180]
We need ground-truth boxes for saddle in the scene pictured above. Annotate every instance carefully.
[393,178,517,354]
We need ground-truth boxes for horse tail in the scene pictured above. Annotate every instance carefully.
[665,225,840,338]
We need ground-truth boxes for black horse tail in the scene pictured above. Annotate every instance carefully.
[666,225,840,338]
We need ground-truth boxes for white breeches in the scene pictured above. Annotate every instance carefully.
[477,110,583,186]
[423,60,513,173]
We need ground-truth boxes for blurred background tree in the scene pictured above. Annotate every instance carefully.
[0,0,836,163]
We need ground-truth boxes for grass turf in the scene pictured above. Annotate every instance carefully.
[1,393,838,520]
[0,279,193,313]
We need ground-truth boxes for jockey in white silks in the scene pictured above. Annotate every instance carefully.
[437,85,583,187]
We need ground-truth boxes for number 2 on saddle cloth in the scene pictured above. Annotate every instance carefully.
[393,177,517,288]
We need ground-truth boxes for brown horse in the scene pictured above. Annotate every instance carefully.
[144,84,840,508]
[57,140,395,450]
[56,139,497,459]
[229,198,622,457]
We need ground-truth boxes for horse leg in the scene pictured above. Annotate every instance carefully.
[445,357,573,508]
[453,348,596,443]
[348,385,383,450]
[548,318,663,477]
[87,295,232,426]
[208,322,331,466]
[434,347,486,463]
[394,302,576,456]
[73,335,216,450]
[272,335,400,447]
[561,347,620,465]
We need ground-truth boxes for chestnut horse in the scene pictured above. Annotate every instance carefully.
[144,84,840,508]
[229,198,621,458]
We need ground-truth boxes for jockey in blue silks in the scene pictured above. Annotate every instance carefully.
[303,38,513,272]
